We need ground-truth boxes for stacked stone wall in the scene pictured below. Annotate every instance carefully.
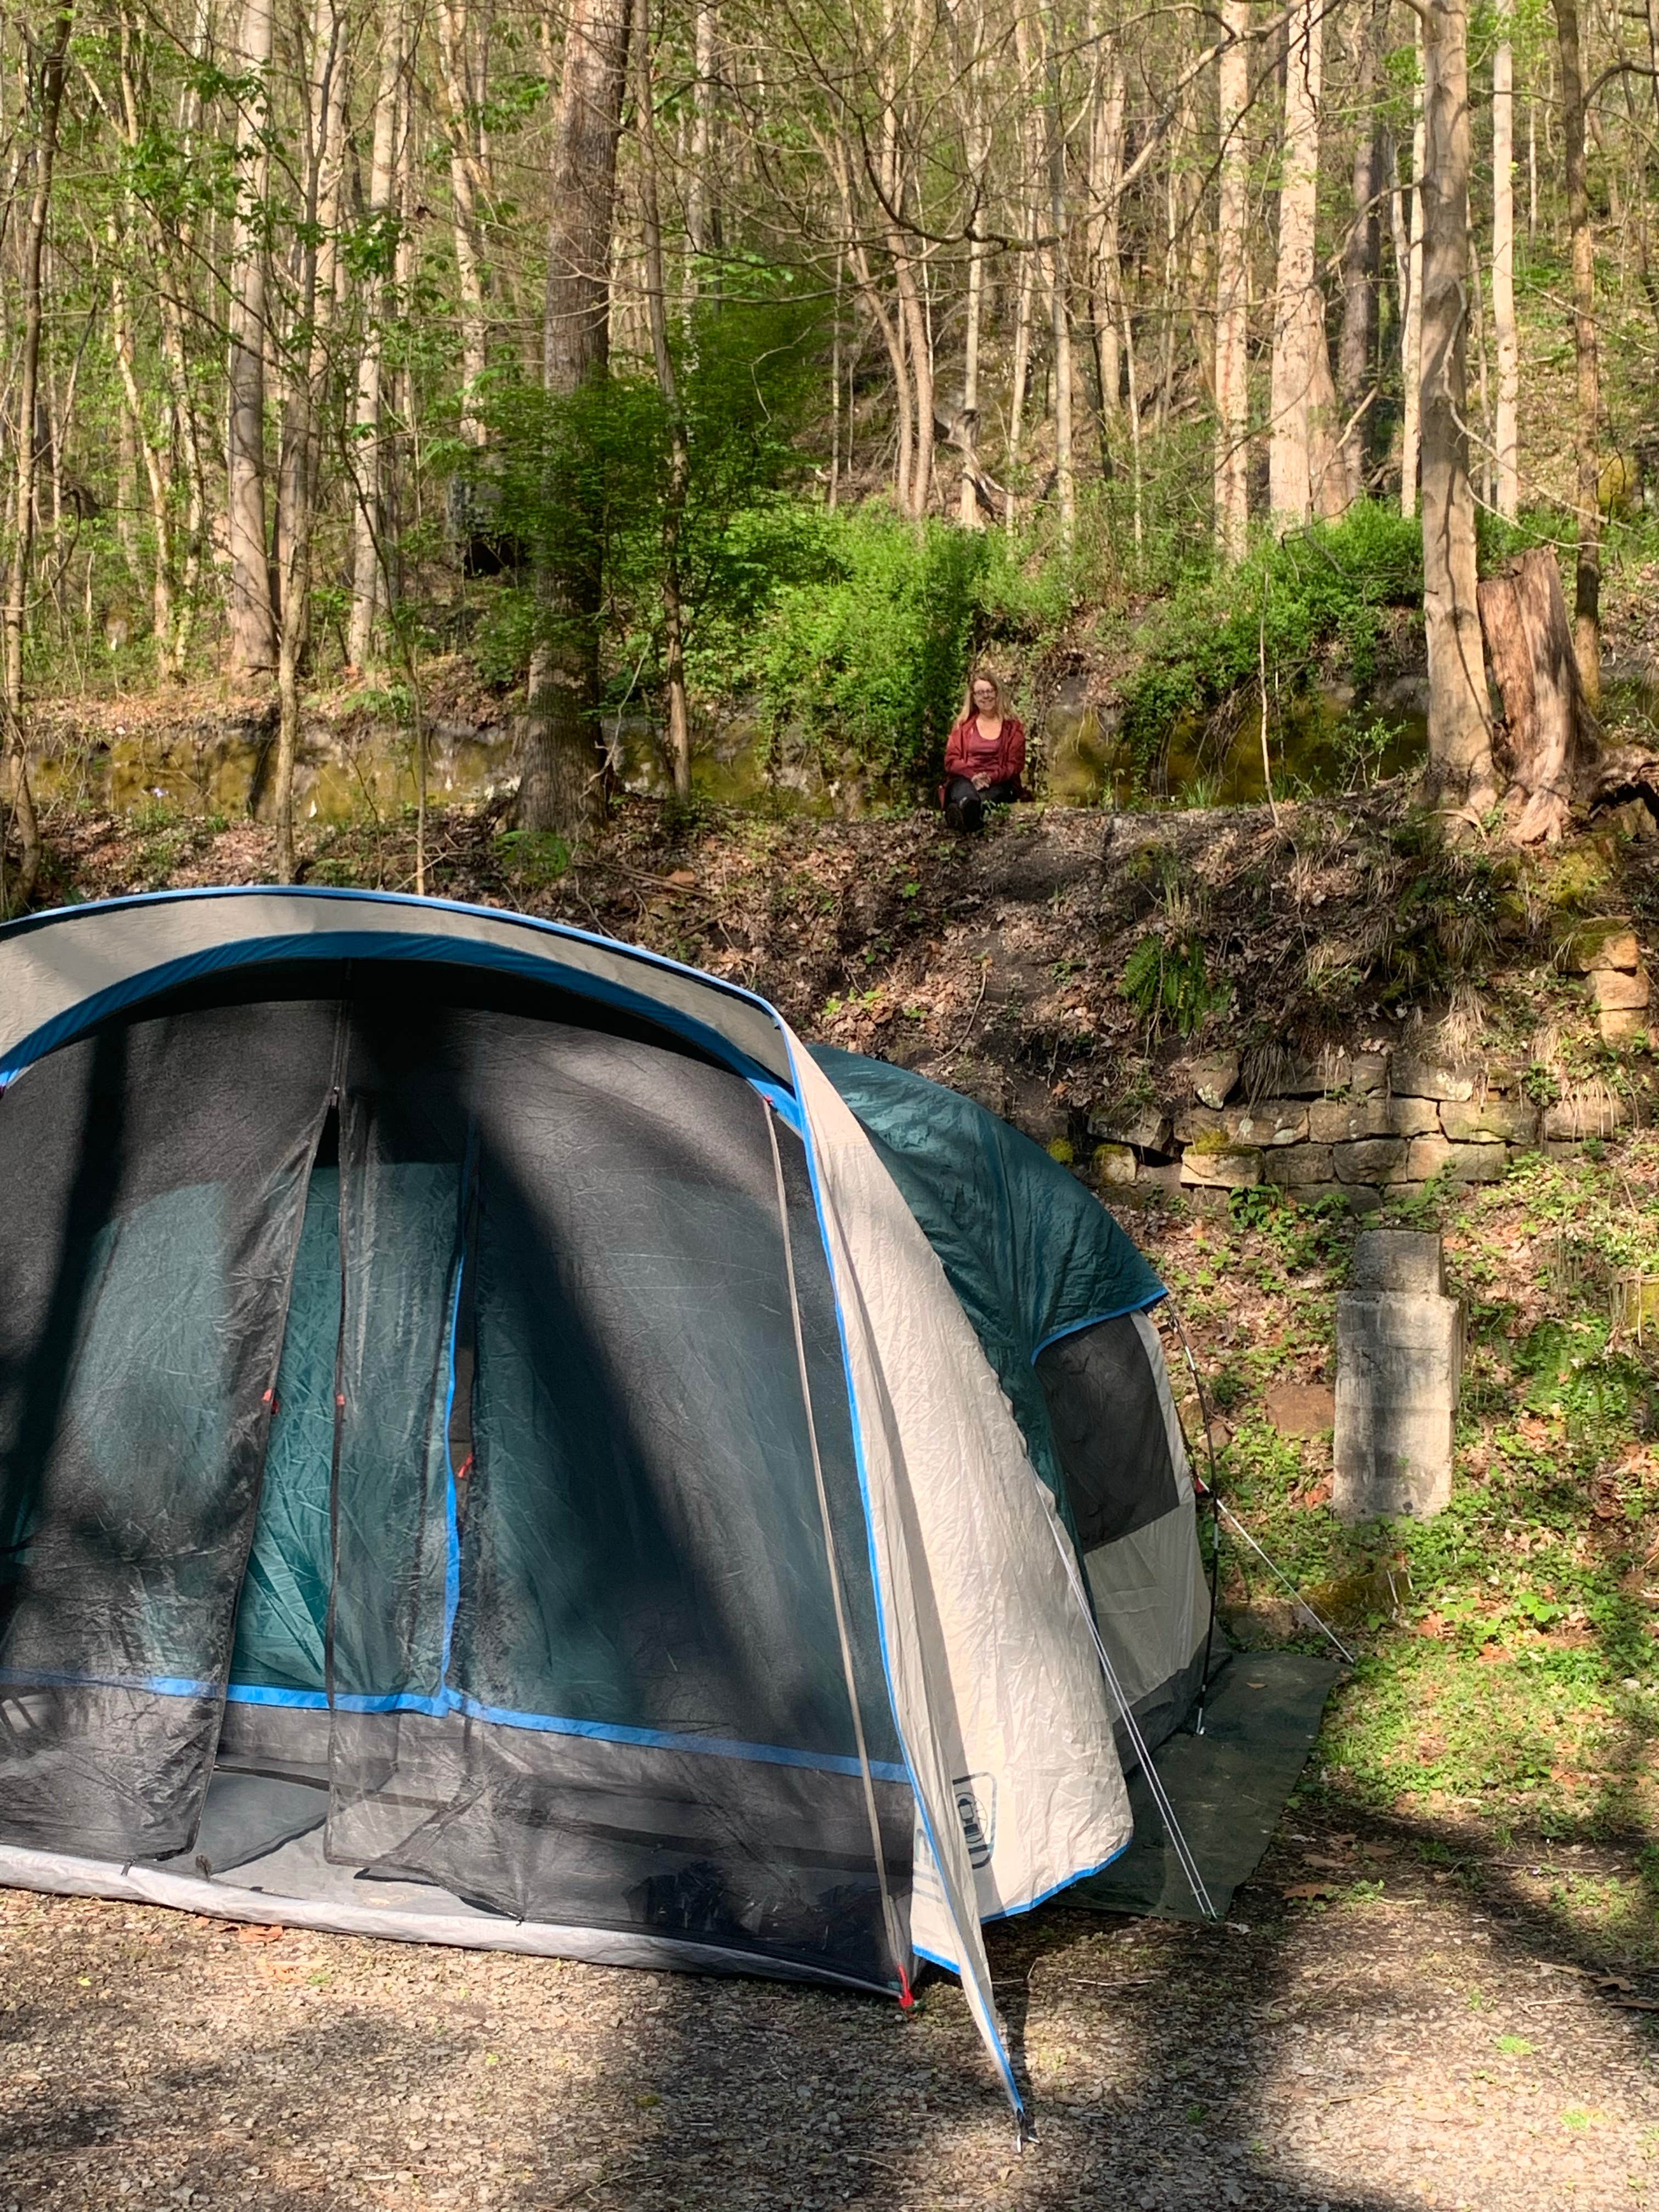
[1091,1040,1644,1210]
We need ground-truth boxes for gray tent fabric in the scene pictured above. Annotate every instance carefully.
[809,1049,1214,1756]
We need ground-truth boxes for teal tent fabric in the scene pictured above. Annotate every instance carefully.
[809,1047,1166,1531]
[228,1155,460,1703]
[229,1168,339,1695]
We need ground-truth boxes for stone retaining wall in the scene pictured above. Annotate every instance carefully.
[1090,1042,1643,1210]
[1088,915,1650,1207]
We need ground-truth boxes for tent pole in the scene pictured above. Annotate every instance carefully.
[1042,1514,1219,1921]
[762,1100,914,2008]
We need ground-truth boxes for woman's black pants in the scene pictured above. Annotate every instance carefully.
[943,775,1020,834]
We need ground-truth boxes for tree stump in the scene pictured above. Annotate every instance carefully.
[1477,547,1598,843]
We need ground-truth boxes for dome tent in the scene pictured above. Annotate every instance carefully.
[0,887,1211,2113]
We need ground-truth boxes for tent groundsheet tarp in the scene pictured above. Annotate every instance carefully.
[1070,1652,1338,1921]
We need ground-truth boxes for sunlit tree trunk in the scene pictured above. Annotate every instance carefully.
[1553,0,1600,702]
[882,0,934,523]
[687,0,719,291]
[1046,0,1075,546]
[520,0,631,834]
[272,0,349,881]
[958,4,989,528]
[1401,20,1426,517]
[437,0,489,447]
[350,4,406,669]
[1007,3,1042,526]
[1420,0,1496,811]
[1492,0,1520,518]
[1086,31,1124,476]
[1214,0,1250,559]
[1269,0,1316,527]
[1,3,72,914]
[1269,0,1349,526]
[157,0,213,679]
[635,0,692,797]
[227,0,278,674]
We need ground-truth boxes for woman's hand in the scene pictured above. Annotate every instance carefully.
[971,774,991,791]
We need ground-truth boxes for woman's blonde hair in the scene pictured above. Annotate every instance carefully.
[964,670,1004,716]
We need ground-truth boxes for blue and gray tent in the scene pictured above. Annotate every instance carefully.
[0,888,1214,2111]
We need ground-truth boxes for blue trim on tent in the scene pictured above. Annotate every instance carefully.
[0,885,795,1094]
[749,1077,804,1136]
[439,1159,471,1691]
[0,932,779,1095]
[782,1034,1025,2119]
[909,1836,1137,1968]
[1,1668,902,1779]
[980,1835,1136,1924]
[223,1683,444,1714]
[442,1691,908,1781]
[1029,1297,1165,1363]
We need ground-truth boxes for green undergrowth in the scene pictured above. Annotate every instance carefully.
[1138,1143,1659,1898]
[1114,503,1423,784]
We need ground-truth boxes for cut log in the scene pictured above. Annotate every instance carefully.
[1477,547,1598,843]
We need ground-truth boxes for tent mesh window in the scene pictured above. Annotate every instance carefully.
[0,972,909,1991]
[1035,1318,1180,1550]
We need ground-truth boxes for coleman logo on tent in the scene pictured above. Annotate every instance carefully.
[953,1774,996,1869]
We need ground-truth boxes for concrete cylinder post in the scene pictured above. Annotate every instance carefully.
[1333,1229,1464,1521]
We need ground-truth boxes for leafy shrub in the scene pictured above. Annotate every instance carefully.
[1121,927,1227,1038]
[1116,503,1424,785]
[743,509,994,783]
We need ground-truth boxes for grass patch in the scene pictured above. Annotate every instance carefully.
[1141,1136,1659,1876]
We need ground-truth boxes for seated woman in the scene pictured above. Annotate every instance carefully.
[941,674,1026,833]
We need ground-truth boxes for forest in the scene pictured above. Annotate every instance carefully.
[0,0,1655,902]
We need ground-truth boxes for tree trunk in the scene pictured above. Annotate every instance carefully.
[1269,0,1319,527]
[687,0,719,291]
[110,12,175,670]
[1086,34,1124,477]
[349,5,405,670]
[1007,2,1042,526]
[1,3,72,916]
[1553,0,1601,703]
[227,0,278,674]
[520,0,631,835]
[1045,0,1075,547]
[155,0,211,680]
[635,0,692,798]
[1492,0,1520,518]
[436,0,490,447]
[958,6,988,530]
[1401,21,1426,516]
[1214,0,1250,560]
[1420,0,1496,812]
[272,0,349,883]
[880,0,933,527]
[1336,0,1387,490]
[1269,0,1351,527]
[1007,212,1037,526]
[109,235,174,661]
[1478,549,1597,840]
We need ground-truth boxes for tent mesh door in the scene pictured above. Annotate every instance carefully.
[0,1003,337,1859]
[320,1001,912,1989]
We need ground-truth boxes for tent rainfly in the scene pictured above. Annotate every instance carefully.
[0,888,1215,2113]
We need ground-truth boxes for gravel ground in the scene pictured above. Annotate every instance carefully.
[2,1810,1655,2211]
